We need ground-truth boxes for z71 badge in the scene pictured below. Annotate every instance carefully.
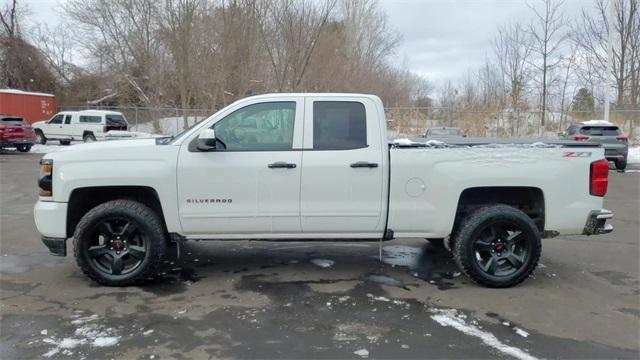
[563,151,592,158]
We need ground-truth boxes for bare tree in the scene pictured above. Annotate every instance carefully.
[256,0,337,91]
[527,0,568,128]
[493,22,533,134]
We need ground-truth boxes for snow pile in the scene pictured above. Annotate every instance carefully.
[628,146,640,164]
[310,258,335,268]
[30,144,67,154]
[430,309,538,360]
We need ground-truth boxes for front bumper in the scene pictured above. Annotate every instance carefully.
[34,200,68,237]
[583,209,614,235]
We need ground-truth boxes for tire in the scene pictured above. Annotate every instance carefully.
[34,130,46,145]
[615,159,627,172]
[16,144,32,152]
[453,204,541,288]
[73,199,166,286]
[83,133,96,142]
[59,140,71,145]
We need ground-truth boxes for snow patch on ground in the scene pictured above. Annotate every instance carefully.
[41,313,120,357]
[628,146,640,164]
[514,327,530,338]
[430,309,538,360]
[29,144,66,154]
[310,258,335,268]
[353,348,369,358]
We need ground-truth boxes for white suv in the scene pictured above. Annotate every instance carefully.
[32,110,129,145]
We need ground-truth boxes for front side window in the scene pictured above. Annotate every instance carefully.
[49,115,63,124]
[213,102,296,151]
[313,101,367,150]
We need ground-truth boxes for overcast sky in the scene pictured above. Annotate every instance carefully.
[25,0,595,85]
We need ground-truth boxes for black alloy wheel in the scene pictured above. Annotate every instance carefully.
[84,217,148,277]
[471,221,531,277]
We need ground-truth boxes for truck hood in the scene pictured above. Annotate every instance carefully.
[32,120,47,127]
[43,138,177,162]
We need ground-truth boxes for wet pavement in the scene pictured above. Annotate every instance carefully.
[1,153,639,359]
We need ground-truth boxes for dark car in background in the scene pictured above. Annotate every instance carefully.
[0,115,36,152]
[559,120,629,171]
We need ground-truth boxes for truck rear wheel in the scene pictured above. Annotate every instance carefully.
[452,205,541,288]
[73,199,166,286]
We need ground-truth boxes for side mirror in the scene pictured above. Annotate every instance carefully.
[197,128,217,151]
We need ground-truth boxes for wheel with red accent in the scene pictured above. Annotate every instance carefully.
[453,205,541,288]
[73,200,166,286]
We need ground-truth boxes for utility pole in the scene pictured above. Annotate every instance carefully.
[604,0,616,122]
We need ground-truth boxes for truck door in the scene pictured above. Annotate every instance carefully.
[177,98,304,236]
[300,97,386,235]
[46,114,64,138]
[62,114,73,138]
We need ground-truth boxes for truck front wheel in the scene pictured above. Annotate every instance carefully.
[452,205,541,288]
[73,199,166,286]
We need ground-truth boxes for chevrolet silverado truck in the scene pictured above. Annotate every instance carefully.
[34,93,614,288]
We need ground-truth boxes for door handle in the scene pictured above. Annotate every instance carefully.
[268,162,297,169]
[350,161,378,168]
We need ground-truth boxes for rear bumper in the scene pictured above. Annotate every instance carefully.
[583,209,614,235]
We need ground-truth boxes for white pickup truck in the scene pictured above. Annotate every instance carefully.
[32,110,129,145]
[34,93,613,288]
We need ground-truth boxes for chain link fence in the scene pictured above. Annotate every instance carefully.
[60,105,639,145]
[385,107,639,144]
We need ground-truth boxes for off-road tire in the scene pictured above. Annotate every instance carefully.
[35,130,46,145]
[73,200,166,286]
[453,204,541,288]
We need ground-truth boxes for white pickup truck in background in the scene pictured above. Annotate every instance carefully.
[32,110,129,145]
[34,93,613,288]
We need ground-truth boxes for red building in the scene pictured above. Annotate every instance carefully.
[0,89,57,124]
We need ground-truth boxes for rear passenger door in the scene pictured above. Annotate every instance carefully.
[300,97,386,236]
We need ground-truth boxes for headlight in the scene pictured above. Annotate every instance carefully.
[39,159,53,197]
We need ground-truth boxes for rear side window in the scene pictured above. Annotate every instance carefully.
[106,114,127,126]
[79,115,102,123]
[580,126,620,136]
[1,117,24,124]
[313,101,367,150]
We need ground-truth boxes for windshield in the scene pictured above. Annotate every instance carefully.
[580,126,620,136]
[106,114,128,126]
[429,128,461,136]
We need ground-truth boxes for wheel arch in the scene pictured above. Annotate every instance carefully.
[67,186,167,238]
[453,186,545,234]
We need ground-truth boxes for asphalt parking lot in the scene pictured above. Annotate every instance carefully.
[1,152,639,359]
